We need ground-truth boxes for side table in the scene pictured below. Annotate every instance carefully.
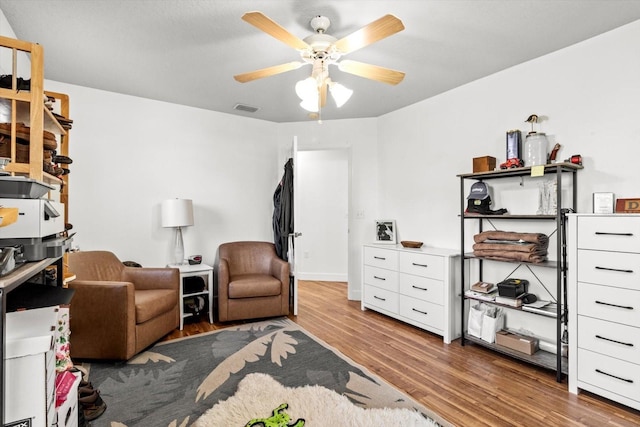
[167,263,214,330]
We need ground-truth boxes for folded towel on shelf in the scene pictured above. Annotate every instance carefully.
[472,249,547,263]
[472,242,547,254]
[472,230,549,263]
[473,230,549,247]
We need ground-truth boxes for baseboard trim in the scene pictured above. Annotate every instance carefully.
[297,273,347,282]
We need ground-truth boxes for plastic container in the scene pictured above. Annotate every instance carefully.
[524,132,549,167]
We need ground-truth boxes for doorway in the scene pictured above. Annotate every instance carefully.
[296,149,349,282]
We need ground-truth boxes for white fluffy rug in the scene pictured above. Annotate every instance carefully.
[194,373,438,427]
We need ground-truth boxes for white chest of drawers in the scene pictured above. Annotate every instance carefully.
[568,214,640,410]
[362,244,461,343]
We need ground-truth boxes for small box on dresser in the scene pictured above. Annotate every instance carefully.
[362,244,462,343]
[568,213,640,411]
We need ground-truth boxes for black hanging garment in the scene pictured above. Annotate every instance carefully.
[273,158,294,260]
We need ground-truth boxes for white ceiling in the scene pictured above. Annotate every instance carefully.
[1,0,640,123]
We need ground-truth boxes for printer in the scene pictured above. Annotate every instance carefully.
[0,176,72,271]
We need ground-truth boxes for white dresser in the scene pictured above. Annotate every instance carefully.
[568,214,640,410]
[362,244,461,343]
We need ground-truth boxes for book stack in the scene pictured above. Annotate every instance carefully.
[495,294,524,307]
[465,289,497,302]
[471,281,495,293]
[466,281,498,302]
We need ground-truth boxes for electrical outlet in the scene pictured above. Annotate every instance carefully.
[356,210,365,219]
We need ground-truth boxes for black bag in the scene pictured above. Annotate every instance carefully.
[183,276,205,294]
[466,182,507,215]
[184,295,208,316]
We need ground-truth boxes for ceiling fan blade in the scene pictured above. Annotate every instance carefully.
[234,61,305,83]
[333,14,404,55]
[338,60,405,85]
[242,11,310,51]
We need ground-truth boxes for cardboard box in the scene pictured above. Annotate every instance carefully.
[5,306,59,427]
[473,156,496,173]
[495,330,539,355]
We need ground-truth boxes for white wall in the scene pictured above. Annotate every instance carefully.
[297,149,348,281]
[42,80,280,267]
[377,19,640,249]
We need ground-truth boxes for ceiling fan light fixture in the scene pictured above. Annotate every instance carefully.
[329,81,353,108]
[300,96,319,113]
[295,76,317,100]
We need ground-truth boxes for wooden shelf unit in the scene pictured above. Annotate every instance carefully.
[0,35,68,188]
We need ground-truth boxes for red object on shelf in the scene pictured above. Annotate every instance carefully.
[55,370,77,408]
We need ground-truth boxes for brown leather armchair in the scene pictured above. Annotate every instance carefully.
[67,250,179,360]
[216,241,290,322]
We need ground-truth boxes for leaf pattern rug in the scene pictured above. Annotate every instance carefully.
[84,318,450,427]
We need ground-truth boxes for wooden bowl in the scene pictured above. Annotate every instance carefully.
[401,240,423,248]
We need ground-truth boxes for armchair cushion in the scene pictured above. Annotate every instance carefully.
[228,274,283,298]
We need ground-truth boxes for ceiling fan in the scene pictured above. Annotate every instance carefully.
[234,11,406,112]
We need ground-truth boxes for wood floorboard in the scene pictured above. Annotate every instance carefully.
[164,280,640,426]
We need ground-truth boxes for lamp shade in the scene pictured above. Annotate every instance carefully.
[161,198,194,228]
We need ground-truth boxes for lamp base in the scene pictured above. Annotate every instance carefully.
[173,226,185,265]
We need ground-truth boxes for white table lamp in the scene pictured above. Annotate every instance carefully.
[161,198,194,265]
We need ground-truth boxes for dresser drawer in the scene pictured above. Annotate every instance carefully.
[579,216,640,253]
[399,273,443,304]
[363,285,399,313]
[364,246,398,270]
[399,252,444,279]
[399,295,444,330]
[577,348,640,402]
[578,315,640,364]
[577,249,640,290]
[363,265,399,292]
[578,282,640,327]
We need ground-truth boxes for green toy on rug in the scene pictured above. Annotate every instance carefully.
[245,403,305,427]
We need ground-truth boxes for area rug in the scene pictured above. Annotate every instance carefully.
[84,318,449,427]
[195,373,433,426]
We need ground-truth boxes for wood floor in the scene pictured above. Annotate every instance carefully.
[165,280,640,426]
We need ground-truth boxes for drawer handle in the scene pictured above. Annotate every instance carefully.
[373,275,386,281]
[412,262,428,268]
[595,335,634,347]
[595,369,634,384]
[374,256,386,260]
[374,295,386,301]
[412,308,428,315]
[595,232,634,237]
[595,266,634,274]
[595,300,634,310]
[412,285,428,291]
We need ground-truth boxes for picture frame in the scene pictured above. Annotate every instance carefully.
[375,220,397,244]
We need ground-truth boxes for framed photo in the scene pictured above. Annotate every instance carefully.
[375,220,397,244]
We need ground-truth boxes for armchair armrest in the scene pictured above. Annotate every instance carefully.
[122,267,180,291]
[270,256,290,284]
[67,280,136,359]
[217,258,230,299]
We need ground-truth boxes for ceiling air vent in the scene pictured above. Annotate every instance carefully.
[233,103,260,113]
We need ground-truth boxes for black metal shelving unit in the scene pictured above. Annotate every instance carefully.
[458,162,582,382]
